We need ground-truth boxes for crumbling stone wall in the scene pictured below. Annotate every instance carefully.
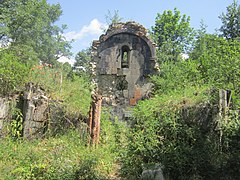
[91,22,158,120]
[22,83,49,138]
[0,82,88,139]
[0,83,49,138]
[0,97,10,136]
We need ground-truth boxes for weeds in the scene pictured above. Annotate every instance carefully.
[0,116,126,179]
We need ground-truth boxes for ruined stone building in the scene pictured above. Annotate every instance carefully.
[91,22,158,120]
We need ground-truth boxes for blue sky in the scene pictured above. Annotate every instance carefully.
[47,0,234,64]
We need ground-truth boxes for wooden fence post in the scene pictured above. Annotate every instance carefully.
[87,93,102,146]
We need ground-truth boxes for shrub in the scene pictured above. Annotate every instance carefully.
[151,59,202,94]
[121,87,221,179]
[0,50,29,95]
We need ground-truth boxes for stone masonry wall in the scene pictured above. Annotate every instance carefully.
[91,21,158,120]
[22,83,49,138]
[0,83,49,138]
[0,97,10,136]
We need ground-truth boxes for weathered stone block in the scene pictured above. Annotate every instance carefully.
[123,90,129,98]
[0,98,9,119]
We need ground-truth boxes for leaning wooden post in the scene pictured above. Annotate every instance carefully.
[87,92,102,146]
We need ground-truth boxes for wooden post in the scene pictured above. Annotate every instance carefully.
[87,93,102,146]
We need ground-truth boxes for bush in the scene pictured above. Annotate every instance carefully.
[0,50,29,95]
[29,64,62,93]
[151,60,202,94]
[121,87,221,179]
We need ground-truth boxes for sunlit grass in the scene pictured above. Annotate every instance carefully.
[0,128,119,179]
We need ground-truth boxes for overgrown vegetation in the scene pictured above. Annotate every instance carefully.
[120,1,240,179]
[0,50,29,95]
[121,87,218,179]
[0,117,126,179]
[1,0,240,179]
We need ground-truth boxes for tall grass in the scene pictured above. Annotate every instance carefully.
[0,116,125,179]
[29,64,91,116]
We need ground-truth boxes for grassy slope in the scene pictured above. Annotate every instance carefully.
[0,128,119,179]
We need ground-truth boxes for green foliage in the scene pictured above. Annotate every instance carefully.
[151,60,202,94]
[28,62,91,117]
[151,8,195,62]
[10,108,23,138]
[191,34,240,105]
[121,88,221,179]
[121,7,240,177]
[0,129,121,179]
[190,21,208,61]
[217,110,240,179]
[100,109,128,178]
[0,0,71,64]
[100,108,128,152]
[219,0,240,39]
[74,48,91,75]
[0,113,126,179]
[74,157,106,180]
[0,50,29,95]
[57,75,91,116]
[29,64,62,92]
[8,44,39,65]
[2,2,240,179]
[121,20,240,177]
[28,64,91,136]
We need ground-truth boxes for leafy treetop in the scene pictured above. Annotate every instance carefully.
[151,8,195,63]
[219,0,240,40]
[0,0,71,65]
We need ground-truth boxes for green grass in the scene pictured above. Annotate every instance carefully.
[134,85,212,118]
[56,76,91,116]
[29,65,92,116]
[0,65,115,179]
[0,128,119,179]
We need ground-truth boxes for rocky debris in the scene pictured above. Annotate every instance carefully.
[141,164,165,180]
[0,83,50,138]
[0,82,88,139]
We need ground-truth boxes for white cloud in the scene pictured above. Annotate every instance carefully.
[58,56,75,66]
[64,19,107,41]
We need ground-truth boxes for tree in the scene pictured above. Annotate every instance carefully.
[0,0,71,65]
[190,20,208,60]
[191,33,240,100]
[151,8,195,63]
[0,49,29,95]
[74,48,91,72]
[219,0,240,40]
